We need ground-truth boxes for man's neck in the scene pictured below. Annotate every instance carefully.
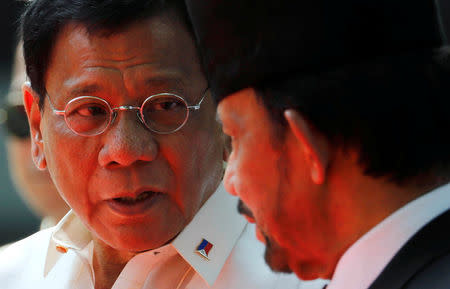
[92,238,137,289]
[323,151,430,278]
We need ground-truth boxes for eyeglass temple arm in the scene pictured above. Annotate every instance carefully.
[187,88,209,110]
[46,93,65,116]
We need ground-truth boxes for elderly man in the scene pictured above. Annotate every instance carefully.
[0,0,322,288]
[186,0,450,288]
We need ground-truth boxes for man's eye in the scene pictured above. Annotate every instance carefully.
[76,106,106,117]
[153,101,180,111]
[151,100,182,111]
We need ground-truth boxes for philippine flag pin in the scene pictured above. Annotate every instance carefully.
[196,238,213,260]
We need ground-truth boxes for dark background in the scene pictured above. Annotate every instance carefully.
[0,0,449,246]
[0,1,40,246]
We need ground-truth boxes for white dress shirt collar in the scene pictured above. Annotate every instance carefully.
[328,182,450,289]
[43,182,246,286]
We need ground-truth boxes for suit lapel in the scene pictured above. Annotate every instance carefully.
[368,209,450,289]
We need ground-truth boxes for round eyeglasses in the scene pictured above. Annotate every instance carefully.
[46,88,209,136]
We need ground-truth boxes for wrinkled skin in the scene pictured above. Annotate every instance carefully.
[25,13,225,254]
[219,90,336,280]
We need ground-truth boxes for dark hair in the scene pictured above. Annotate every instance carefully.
[21,0,194,109]
[254,48,450,186]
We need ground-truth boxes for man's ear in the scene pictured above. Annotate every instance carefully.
[23,82,47,171]
[284,109,329,184]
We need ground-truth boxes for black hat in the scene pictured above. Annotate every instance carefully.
[185,0,447,101]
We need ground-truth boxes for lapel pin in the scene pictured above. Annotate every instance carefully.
[55,245,68,254]
[196,238,213,260]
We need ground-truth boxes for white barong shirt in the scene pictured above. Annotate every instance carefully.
[0,183,327,289]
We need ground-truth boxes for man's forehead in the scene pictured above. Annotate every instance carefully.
[55,18,172,62]
[218,88,267,124]
[46,16,198,97]
[218,91,247,128]
[219,88,263,114]
[219,88,286,147]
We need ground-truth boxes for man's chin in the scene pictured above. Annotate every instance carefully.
[262,233,331,280]
[266,253,325,281]
[291,259,331,281]
[263,236,292,273]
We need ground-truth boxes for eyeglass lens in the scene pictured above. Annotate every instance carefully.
[142,95,187,133]
[65,97,111,136]
[64,94,189,136]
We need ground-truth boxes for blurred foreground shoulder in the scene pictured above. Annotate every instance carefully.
[0,228,53,288]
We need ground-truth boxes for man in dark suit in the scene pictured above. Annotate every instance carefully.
[185,0,450,288]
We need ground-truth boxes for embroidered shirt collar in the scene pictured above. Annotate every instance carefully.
[328,182,450,289]
[43,183,246,286]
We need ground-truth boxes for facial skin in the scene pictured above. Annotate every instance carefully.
[218,88,353,280]
[24,12,224,257]
[219,90,331,279]
[6,42,69,223]
[218,89,426,281]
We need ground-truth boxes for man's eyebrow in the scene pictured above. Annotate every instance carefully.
[65,77,187,98]
[144,77,185,91]
[68,84,102,97]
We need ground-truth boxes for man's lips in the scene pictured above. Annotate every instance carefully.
[106,190,164,217]
[103,185,165,200]
[255,226,267,244]
[112,191,155,204]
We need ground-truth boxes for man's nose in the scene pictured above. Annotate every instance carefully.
[98,111,158,168]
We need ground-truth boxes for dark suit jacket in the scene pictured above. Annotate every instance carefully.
[368,209,450,289]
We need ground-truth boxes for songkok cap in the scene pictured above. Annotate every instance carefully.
[185,0,448,102]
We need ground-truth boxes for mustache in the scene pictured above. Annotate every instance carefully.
[237,199,255,219]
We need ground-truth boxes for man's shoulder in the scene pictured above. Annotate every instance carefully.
[0,227,53,260]
[0,228,54,287]
[403,252,450,289]
[369,209,450,289]
[401,210,450,289]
